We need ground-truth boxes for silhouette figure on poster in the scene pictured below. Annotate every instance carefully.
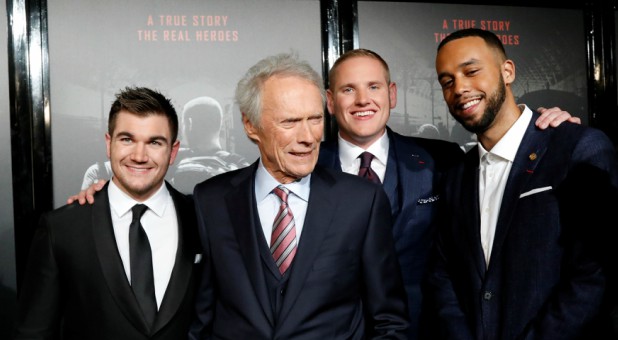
[170,96,250,194]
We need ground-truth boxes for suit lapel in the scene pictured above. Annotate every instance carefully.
[462,149,486,278]
[383,131,401,218]
[278,166,337,322]
[152,183,198,334]
[490,117,548,266]
[92,184,151,334]
[317,139,343,172]
[226,164,275,326]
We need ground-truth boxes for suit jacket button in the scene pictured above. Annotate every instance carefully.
[483,291,493,300]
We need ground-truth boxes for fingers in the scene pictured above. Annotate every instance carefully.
[66,195,79,205]
[535,106,575,129]
[86,179,107,204]
[66,179,107,206]
[568,116,582,125]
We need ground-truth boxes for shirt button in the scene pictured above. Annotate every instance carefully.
[280,289,285,295]
[483,291,493,300]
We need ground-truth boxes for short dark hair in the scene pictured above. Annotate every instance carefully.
[437,28,507,61]
[108,86,179,142]
[328,48,391,90]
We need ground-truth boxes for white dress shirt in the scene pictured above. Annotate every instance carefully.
[255,160,310,246]
[478,105,532,267]
[338,130,389,182]
[108,180,179,309]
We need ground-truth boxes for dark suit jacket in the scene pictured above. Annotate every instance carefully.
[318,127,464,338]
[188,163,409,339]
[14,182,201,340]
[425,112,618,340]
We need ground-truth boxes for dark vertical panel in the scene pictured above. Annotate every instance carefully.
[320,0,357,140]
[585,0,618,147]
[1,0,17,337]
[8,0,52,289]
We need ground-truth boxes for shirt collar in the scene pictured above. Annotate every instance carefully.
[337,129,389,166]
[108,179,169,218]
[478,105,532,162]
[254,159,311,203]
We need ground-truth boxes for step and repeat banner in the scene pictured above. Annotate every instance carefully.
[358,2,586,150]
[48,0,321,204]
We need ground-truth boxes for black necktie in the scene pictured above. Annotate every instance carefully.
[129,204,157,328]
[358,151,381,184]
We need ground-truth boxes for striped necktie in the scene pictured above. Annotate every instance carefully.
[270,185,297,275]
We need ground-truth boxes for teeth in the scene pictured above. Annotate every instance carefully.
[354,111,374,117]
[462,99,480,109]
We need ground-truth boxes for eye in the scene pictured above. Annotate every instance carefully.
[439,79,453,89]
[309,115,324,124]
[369,84,379,91]
[342,87,354,94]
[465,68,480,77]
[119,137,132,144]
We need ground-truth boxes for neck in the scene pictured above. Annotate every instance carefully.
[477,101,521,151]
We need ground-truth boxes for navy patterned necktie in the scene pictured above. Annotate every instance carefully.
[358,151,381,184]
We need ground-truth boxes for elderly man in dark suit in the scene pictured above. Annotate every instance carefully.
[14,87,202,339]
[425,28,618,339]
[188,52,409,339]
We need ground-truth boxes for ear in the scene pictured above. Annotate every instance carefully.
[169,139,180,165]
[105,133,112,159]
[502,59,515,85]
[389,82,398,109]
[242,113,260,144]
[326,89,336,116]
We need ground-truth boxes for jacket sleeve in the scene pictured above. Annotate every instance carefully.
[362,186,411,339]
[13,214,61,340]
[520,128,618,339]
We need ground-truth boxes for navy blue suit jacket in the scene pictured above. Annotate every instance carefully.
[188,163,409,339]
[318,127,464,339]
[425,112,618,339]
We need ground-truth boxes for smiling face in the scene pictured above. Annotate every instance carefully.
[106,110,179,201]
[327,55,396,149]
[436,36,513,135]
[243,74,324,184]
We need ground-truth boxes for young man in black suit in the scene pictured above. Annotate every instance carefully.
[14,87,202,340]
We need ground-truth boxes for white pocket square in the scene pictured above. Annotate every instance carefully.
[519,186,552,198]
[194,254,202,264]
[417,195,440,204]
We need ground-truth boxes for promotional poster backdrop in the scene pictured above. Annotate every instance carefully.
[0,0,17,336]
[358,2,587,149]
[48,0,321,205]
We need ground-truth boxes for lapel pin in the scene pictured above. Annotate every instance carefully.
[529,153,537,161]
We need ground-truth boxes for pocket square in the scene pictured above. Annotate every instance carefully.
[519,186,552,198]
[417,195,440,204]
[194,254,202,264]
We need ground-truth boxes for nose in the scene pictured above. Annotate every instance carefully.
[355,88,370,106]
[452,77,469,96]
[131,143,149,162]
[297,120,321,145]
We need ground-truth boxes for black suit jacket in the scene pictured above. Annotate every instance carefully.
[14,182,201,340]
[189,163,409,339]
